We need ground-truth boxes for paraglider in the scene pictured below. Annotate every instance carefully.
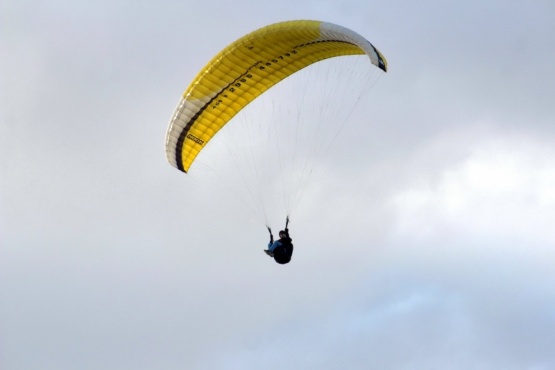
[165,20,387,173]
[165,20,387,263]
[265,218,294,264]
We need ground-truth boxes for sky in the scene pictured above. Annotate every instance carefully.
[1,0,555,369]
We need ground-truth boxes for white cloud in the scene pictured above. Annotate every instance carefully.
[2,1,555,369]
[392,133,555,246]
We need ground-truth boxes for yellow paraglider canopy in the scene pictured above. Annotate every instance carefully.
[165,20,387,173]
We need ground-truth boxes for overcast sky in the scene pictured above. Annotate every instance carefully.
[2,1,555,369]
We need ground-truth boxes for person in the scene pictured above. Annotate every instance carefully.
[264,221,293,264]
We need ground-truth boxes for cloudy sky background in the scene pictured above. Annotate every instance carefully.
[2,1,555,369]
